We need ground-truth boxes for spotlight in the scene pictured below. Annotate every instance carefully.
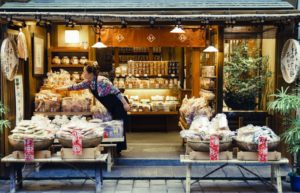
[121,18,127,28]
[149,18,155,27]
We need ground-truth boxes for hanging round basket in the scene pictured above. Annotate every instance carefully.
[1,37,19,81]
[281,39,300,84]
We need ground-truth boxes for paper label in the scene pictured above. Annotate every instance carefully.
[24,138,34,161]
[258,136,268,162]
[72,131,82,155]
[210,135,219,161]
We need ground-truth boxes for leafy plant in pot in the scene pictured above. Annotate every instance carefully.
[268,87,300,191]
[0,101,10,158]
[224,42,271,110]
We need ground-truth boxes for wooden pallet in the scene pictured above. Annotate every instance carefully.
[189,151,233,160]
[60,147,101,159]
[12,150,51,159]
[237,151,281,161]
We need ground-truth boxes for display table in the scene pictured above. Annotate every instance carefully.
[180,155,289,193]
[1,153,108,193]
[101,137,124,172]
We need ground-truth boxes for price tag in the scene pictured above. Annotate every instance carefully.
[135,74,140,77]
[144,74,148,77]
[128,84,133,89]
[24,138,34,161]
[158,74,162,77]
[128,74,132,77]
[72,131,82,155]
[171,74,175,77]
[116,74,120,77]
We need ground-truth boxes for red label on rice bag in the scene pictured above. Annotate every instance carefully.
[72,131,82,155]
[258,136,268,162]
[210,135,219,161]
[24,138,34,161]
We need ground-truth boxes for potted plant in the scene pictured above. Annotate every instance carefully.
[224,42,271,110]
[268,87,300,191]
[0,101,10,158]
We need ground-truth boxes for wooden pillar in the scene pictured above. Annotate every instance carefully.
[148,47,154,61]
[114,47,119,68]
[191,48,200,97]
[185,48,192,89]
[216,26,224,113]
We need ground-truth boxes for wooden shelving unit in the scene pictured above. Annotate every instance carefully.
[128,111,178,115]
[48,47,90,71]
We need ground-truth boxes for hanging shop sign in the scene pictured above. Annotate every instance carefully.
[101,28,205,47]
[0,37,19,81]
[281,39,300,84]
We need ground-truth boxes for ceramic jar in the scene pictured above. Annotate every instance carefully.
[61,56,70,65]
[52,56,61,65]
[71,56,79,65]
[79,56,88,65]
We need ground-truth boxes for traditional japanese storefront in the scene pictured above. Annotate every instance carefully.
[0,0,299,178]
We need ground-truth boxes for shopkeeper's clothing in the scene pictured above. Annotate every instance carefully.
[68,76,127,152]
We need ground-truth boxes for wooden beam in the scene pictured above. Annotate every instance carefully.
[216,26,224,113]
[185,48,192,89]
[192,48,200,97]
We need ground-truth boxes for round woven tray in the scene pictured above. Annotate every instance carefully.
[235,139,280,152]
[187,138,232,152]
[58,136,102,148]
[8,135,54,151]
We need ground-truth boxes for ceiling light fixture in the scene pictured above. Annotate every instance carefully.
[203,26,218,53]
[170,20,185,34]
[92,26,107,49]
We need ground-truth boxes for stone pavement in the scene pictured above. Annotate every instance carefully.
[0,179,297,193]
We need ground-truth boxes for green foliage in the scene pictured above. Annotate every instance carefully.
[224,42,271,99]
[268,87,300,174]
[268,87,300,115]
[0,101,10,134]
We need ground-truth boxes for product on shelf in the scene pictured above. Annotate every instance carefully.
[126,61,178,76]
[236,124,280,151]
[91,101,112,121]
[61,96,91,112]
[199,89,215,101]
[9,118,56,150]
[179,97,213,124]
[61,56,70,65]
[35,90,62,112]
[71,56,79,65]
[202,66,215,77]
[200,78,215,90]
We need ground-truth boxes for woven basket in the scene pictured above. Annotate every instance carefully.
[58,136,102,148]
[8,135,54,151]
[187,138,232,152]
[235,139,280,152]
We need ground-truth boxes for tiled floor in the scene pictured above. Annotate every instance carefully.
[0,179,297,193]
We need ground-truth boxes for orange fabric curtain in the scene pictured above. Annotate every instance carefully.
[101,28,205,47]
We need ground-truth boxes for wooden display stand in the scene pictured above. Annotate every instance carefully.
[237,151,281,161]
[60,147,101,159]
[189,151,233,160]
[12,150,51,159]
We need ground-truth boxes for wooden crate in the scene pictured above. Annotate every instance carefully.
[189,151,233,160]
[12,150,51,159]
[237,151,281,161]
[61,147,101,159]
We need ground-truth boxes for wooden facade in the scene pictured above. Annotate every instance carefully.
[0,0,299,177]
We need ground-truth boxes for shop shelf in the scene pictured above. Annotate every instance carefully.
[50,47,89,53]
[127,111,178,115]
[33,112,92,117]
[50,64,85,68]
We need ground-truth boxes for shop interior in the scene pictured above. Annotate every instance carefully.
[1,21,279,159]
